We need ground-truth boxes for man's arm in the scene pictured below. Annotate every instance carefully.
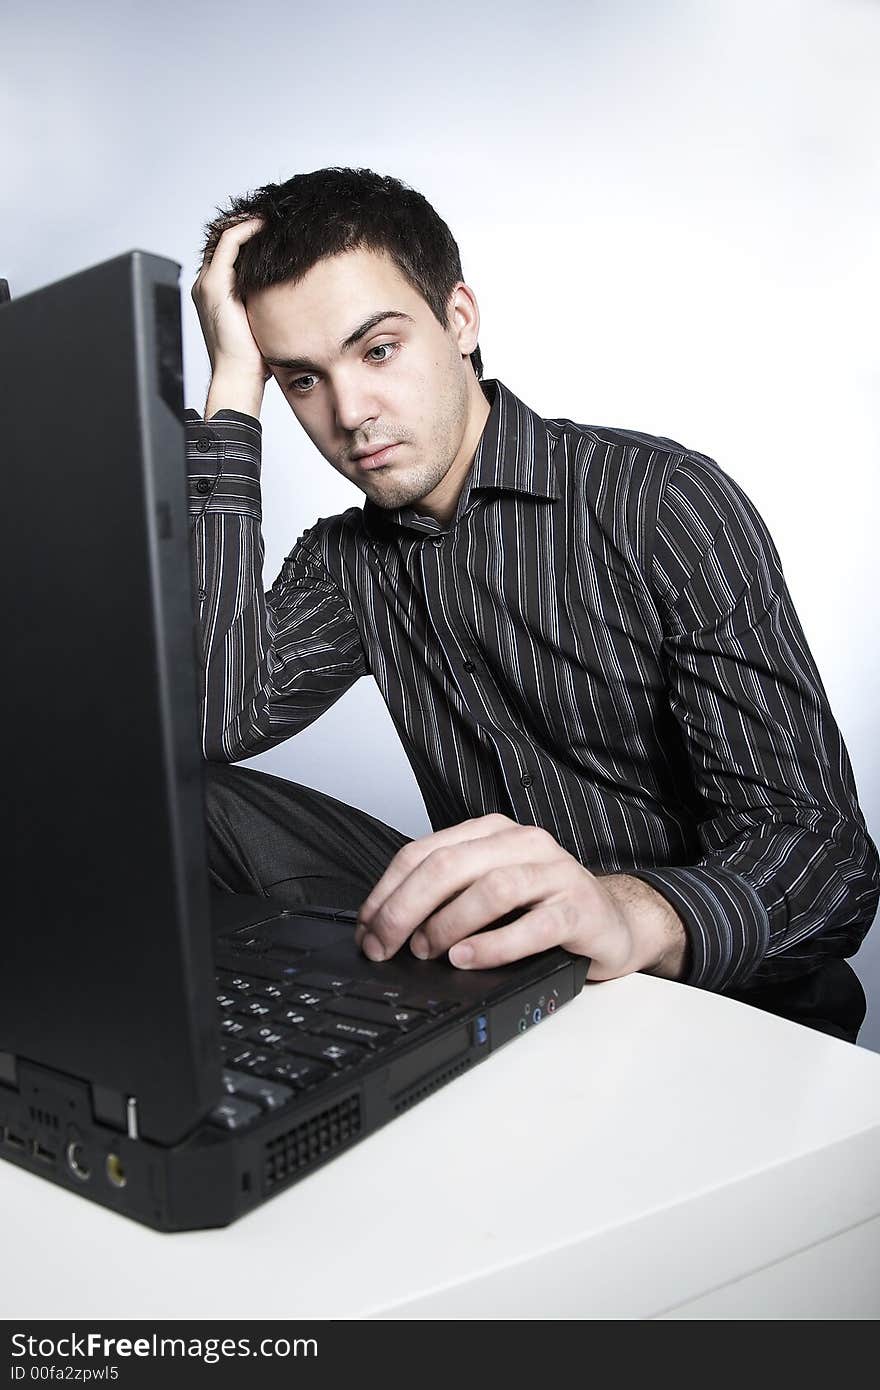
[186,218,367,762]
[186,409,368,762]
[625,451,880,992]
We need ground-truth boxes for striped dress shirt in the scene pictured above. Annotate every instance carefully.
[185,377,879,994]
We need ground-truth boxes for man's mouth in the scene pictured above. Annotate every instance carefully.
[351,443,401,470]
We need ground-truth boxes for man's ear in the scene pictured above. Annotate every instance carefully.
[447,282,480,356]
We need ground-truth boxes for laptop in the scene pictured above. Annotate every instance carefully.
[0,251,589,1231]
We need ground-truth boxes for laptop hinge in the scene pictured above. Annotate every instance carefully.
[92,1083,128,1131]
[91,1087,139,1138]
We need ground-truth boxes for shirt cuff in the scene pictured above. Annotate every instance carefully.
[185,409,262,518]
[626,866,771,991]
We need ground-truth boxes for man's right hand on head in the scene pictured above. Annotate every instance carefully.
[191,216,271,416]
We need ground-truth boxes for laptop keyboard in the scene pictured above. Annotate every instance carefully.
[210,938,461,1131]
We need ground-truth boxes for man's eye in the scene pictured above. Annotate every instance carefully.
[287,343,396,392]
[289,374,317,393]
[366,343,397,363]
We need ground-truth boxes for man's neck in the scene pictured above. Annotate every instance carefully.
[412,376,492,527]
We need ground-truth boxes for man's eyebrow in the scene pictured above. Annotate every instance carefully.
[263,311,415,372]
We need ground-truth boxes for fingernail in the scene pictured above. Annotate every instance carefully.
[410,932,428,960]
[362,933,386,962]
[449,942,474,967]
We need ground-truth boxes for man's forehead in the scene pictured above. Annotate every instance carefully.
[263,246,415,309]
[250,250,427,366]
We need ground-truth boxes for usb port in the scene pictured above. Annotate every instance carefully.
[4,1129,26,1152]
[31,1140,57,1165]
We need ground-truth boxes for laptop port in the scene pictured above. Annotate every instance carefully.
[3,1128,26,1152]
[65,1141,91,1181]
[31,1140,57,1165]
[105,1153,127,1189]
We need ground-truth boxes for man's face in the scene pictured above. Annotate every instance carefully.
[246,248,481,514]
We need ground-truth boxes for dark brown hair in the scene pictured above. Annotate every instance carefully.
[201,167,483,379]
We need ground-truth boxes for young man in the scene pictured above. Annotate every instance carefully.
[187,166,878,1042]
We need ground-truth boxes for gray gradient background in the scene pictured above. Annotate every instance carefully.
[5,0,879,1047]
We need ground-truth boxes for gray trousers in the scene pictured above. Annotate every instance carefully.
[204,762,411,913]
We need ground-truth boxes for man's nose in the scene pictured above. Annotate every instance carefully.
[332,377,378,435]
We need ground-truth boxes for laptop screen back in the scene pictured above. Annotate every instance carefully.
[1,251,220,1145]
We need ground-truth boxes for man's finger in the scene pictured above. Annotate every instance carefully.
[199,215,265,274]
[446,903,566,970]
[357,813,514,928]
[413,859,575,959]
[359,826,562,959]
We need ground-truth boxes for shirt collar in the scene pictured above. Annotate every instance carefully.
[468,378,559,502]
[364,377,559,538]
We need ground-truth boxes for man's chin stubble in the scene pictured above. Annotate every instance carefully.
[360,468,446,511]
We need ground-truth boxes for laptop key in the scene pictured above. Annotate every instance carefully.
[309,1018,395,1050]
[216,993,238,1010]
[283,1036,366,1069]
[233,999,274,1019]
[216,973,256,995]
[222,973,257,995]
[222,1069,293,1111]
[324,996,393,1025]
[399,993,459,1016]
[253,1057,331,1089]
[346,981,406,1004]
[286,987,332,1008]
[227,1047,275,1072]
[324,997,430,1031]
[390,1007,432,1032]
[272,1005,314,1028]
[253,982,287,1001]
[220,1017,248,1037]
[294,971,352,993]
[208,1097,262,1131]
[332,983,456,1015]
[246,1023,297,1048]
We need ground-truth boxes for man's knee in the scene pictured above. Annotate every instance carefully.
[203,762,253,821]
[203,761,298,813]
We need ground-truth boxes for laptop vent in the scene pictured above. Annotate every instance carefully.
[263,1092,362,1191]
[393,1055,474,1114]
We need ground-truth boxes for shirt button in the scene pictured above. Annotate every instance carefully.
[196,479,212,494]
[432,537,444,549]
[196,436,212,453]
[463,660,476,673]
[197,588,207,601]
[520,773,534,788]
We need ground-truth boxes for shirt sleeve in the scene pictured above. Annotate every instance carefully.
[185,408,368,762]
[630,451,879,992]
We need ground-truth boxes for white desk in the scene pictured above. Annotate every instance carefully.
[3,973,880,1320]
